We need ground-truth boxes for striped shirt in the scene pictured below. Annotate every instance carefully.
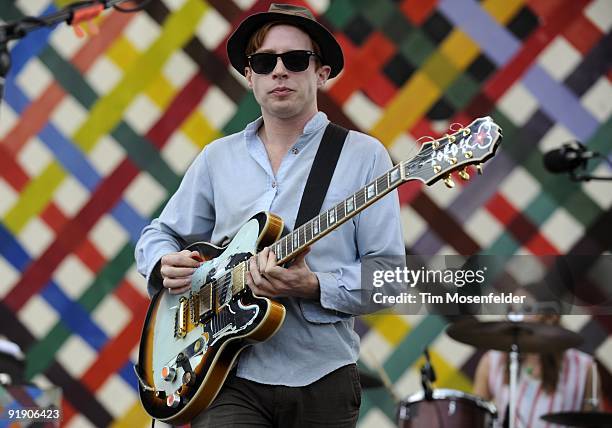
[487,349,593,428]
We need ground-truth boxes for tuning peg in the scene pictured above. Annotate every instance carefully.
[476,163,484,175]
[443,175,455,188]
[458,168,470,180]
[433,164,441,173]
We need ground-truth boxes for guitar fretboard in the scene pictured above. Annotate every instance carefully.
[270,162,410,264]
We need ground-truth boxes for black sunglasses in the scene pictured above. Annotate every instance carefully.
[247,50,320,74]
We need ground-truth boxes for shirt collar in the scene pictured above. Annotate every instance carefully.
[243,111,329,139]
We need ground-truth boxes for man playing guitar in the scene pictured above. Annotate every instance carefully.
[135,3,404,427]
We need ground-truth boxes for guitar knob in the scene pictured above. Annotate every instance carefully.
[161,366,176,382]
[477,163,484,175]
[443,175,455,188]
[166,392,181,408]
[458,168,470,181]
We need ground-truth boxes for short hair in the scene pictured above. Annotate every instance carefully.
[245,21,323,68]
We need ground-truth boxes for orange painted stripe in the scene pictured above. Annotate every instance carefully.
[1,10,135,156]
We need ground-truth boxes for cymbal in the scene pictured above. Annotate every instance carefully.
[541,411,612,427]
[358,370,384,389]
[446,320,582,353]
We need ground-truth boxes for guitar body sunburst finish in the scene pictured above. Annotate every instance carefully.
[137,212,286,424]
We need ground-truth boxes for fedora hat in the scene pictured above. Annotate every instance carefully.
[227,3,344,78]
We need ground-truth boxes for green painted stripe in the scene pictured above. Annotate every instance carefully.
[222,93,260,135]
[384,315,447,380]
[39,48,98,108]
[25,244,136,379]
[72,0,208,152]
[113,123,181,192]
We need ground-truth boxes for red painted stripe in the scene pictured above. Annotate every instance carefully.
[563,14,603,55]
[3,10,134,156]
[0,146,29,190]
[62,400,77,426]
[363,73,397,107]
[80,297,147,390]
[147,73,210,147]
[4,159,139,311]
[329,33,395,105]
[75,240,107,275]
[486,194,559,254]
[400,0,437,25]
[526,0,566,20]
[3,84,65,156]
[39,203,69,233]
[484,0,589,102]
[114,279,149,318]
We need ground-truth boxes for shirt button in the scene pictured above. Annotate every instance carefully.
[272,181,277,188]
[291,147,299,154]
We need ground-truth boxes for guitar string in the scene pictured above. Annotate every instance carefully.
[188,124,497,311]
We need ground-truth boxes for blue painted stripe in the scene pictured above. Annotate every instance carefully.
[118,362,139,392]
[8,4,57,76]
[4,82,149,248]
[439,0,520,66]
[40,282,108,351]
[523,65,600,142]
[0,222,30,271]
[439,0,601,143]
[111,201,148,244]
[39,124,101,190]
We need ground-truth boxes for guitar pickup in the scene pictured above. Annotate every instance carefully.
[198,283,214,323]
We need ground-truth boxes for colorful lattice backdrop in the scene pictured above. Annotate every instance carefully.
[1,0,611,426]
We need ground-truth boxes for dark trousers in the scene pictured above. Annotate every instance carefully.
[190,364,361,428]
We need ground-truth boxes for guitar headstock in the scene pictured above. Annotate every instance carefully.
[401,116,503,187]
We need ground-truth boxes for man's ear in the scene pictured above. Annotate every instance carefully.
[245,67,253,89]
[316,65,331,88]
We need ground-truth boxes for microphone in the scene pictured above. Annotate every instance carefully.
[543,141,598,174]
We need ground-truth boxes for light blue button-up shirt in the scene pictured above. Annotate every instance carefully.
[135,112,404,386]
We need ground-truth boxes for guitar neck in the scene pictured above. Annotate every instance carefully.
[271,160,414,264]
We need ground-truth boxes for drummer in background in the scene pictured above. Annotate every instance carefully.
[473,313,602,428]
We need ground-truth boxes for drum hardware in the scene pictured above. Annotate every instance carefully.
[397,389,497,428]
[420,348,436,401]
[446,318,583,428]
[540,411,612,427]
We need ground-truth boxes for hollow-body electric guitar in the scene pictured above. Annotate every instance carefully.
[136,117,502,423]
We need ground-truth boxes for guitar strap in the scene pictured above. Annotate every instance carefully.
[294,122,349,229]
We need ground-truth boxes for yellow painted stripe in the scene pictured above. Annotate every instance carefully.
[110,402,151,428]
[483,0,525,23]
[74,0,208,152]
[427,351,473,392]
[439,29,480,71]
[3,164,65,233]
[362,314,411,346]
[370,72,441,146]
[6,0,206,233]
[146,77,176,109]
[107,37,141,71]
[181,111,221,149]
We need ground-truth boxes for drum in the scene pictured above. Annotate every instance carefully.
[398,389,497,428]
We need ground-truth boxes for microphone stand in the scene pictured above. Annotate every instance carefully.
[569,151,612,182]
[0,0,134,119]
